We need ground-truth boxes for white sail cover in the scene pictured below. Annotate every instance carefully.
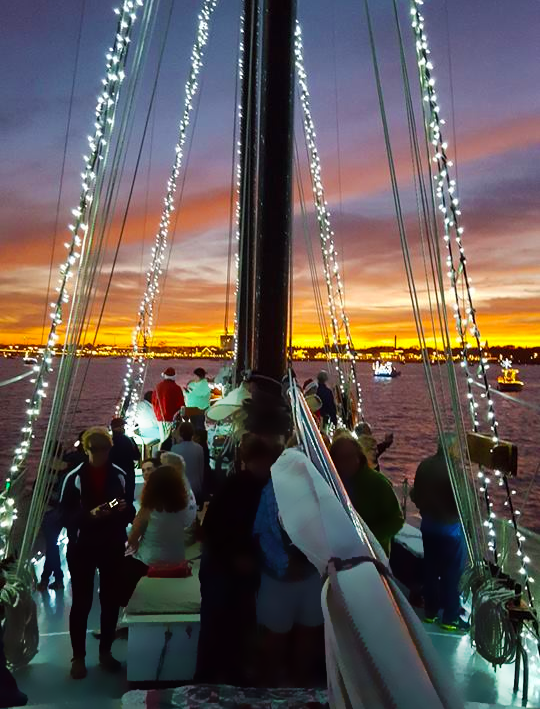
[271,448,464,709]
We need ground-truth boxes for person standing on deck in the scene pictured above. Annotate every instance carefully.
[59,427,135,679]
[316,371,337,429]
[196,434,276,685]
[110,417,140,504]
[152,368,185,442]
[330,432,403,556]
[185,367,211,430]
[36,441,68,592]
[171,421,205,505]
[410,439,468,631]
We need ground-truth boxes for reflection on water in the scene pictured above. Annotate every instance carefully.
[0,359,539,529]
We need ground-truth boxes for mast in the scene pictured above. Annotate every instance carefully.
[235,0,260,379]
[253,0,296,381]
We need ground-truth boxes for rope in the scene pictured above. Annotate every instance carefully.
[363,0,486,570]
[40,0,87,347]
[224,6,242,337]
[0,371,34,388]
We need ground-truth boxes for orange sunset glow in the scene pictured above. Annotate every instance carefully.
[1,1,539,350]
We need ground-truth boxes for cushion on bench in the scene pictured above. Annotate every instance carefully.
[126,560,201,615]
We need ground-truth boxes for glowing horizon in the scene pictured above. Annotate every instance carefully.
[1,1,539,351]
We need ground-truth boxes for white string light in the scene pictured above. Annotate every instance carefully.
[231,10,245,368]
[410,0,532,601]
[294,22,364,423]
[0,0,144,556]
[119,0,218,428]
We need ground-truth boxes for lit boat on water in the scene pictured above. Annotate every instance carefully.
[373,360,401,378]
[497,366,524,392]
[22,350,38,366]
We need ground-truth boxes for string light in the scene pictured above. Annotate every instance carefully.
[118,0,218,428]
[294,22,364,423]
[231,10,245,369]
[410,0,533,604]
[0,0,143,553]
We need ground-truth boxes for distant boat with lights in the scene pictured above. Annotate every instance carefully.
[22,350,38,366]
[497,359,524,392]
[373,360,401,378]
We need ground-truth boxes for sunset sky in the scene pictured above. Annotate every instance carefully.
[1,0,539,348]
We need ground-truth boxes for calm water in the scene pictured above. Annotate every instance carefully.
[1,358,539,528]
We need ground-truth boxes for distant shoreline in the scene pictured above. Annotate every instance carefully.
[2,344,539,365]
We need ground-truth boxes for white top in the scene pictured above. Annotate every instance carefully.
[171,441,205,497]
[134,503,197,567]
[185,378,211,410]
[135,400,160,442]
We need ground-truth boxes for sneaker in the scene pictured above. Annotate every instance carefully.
[70,657,87,680]
[49,579,64,591]
[423,616,437,624]
[99,652,122,673]
[439,617,470,632]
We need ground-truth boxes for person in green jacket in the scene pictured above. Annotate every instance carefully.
[330,432,404,556]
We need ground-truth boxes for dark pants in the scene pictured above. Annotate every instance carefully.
[67,542,123,658]
[196,557,257,685]
[41,509,63,584]
[119,556,148,608]
[190,414,206,431]
[421,528,466,624]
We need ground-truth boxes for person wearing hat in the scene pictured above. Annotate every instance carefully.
[185,367,211,430]
[109,417,140,504]
[152,367,185,441]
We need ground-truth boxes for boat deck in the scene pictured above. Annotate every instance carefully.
[10,547,540,708]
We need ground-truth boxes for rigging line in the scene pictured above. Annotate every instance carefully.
[331,0,346,306]
[142,102,157,289]
[67,2,174,426]
[390,0,450,418]
[15,1,157,567]
[294,138,331,362]
[444,0,459,183]
[40,0,87,348]
[224,0,242,337]
[136,77,205,399]
[391,0,495,560]
[363,0,484,566]
[40,0,158,485]
[61,0,161,442]
[471,380,540,415]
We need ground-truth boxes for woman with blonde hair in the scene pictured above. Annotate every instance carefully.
[330,432,403,556]
[120,464,197,607]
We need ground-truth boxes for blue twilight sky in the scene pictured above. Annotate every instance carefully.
[0,0,539,346]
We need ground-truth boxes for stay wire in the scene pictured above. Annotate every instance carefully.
[363,0,484,566]
[70,0,174,423]
[40,0,87,347]
[224,0,242,336]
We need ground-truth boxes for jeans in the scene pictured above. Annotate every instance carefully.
[421,525,466,624]
[118,556,148,608]
[67,542,123,658]
[41,509,63,584]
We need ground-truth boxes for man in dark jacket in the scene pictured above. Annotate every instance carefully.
[316,371,337,427]
[109,417,140,503]
[411,438,468,631]
[60,427,135,679]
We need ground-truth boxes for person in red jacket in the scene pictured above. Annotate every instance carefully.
[152,367,185,441]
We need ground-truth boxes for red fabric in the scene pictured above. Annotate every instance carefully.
[152,379,185,422]
[147,560,193,578]
[88,464,108,502]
